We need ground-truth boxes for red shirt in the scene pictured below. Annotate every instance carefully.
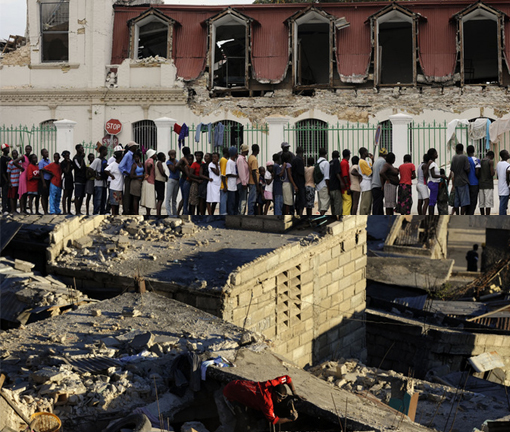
[398,163,416,185]
[26,164,40,193]
[190,162,202,178]
[223,375,292,424]
[340,158,351,192]
[43,162,62,188]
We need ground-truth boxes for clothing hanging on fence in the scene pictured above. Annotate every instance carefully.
[468,118,488,141]
[214,122,225,148]
[195,122,212,144]
[490,118,510,144]
[179,123,189,149]
[446,119,470,143]
[485,118,491,150]
[174,123,182,135]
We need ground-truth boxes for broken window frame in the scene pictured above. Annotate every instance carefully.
[453,3,507,86]
[288,8,347,89]
[207,8,252,92]
[369,4,424,87]
[128,8,177,61]
[40,0,70,63]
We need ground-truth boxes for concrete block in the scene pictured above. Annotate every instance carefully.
[343,261,355,276]
[326,257,339,273]
[73,235,93,250]
[264,254,280,272]
[318,249,332,265]
[318,273,332,288]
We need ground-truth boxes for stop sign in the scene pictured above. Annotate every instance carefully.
[105,119,122,135]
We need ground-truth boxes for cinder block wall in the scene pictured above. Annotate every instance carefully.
[366,310,510,384]
[223,216,368,368]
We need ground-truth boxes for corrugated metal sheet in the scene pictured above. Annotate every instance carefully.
[111,2,510,82]
[62,355,121,374]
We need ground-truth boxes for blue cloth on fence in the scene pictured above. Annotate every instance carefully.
[486,118,491,150]
[179,123,189,149]
[195,123,212,144]
[214,122,224,148]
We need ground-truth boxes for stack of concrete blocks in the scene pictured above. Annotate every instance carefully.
[367,309,510,385]
[223,216,368,368]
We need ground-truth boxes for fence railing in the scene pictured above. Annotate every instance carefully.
[0,124,57,158]
[170,122,270,165]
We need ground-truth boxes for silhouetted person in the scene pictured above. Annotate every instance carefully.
[466,244,479,272]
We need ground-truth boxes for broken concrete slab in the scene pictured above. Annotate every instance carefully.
[73,236,93,250]
[14,259,35,273]
[367,256,454,289]
[130,332,155,351]
[30,368,67,384]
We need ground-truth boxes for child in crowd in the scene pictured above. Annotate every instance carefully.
[155,152,168,218]
[42,153,62,215]
[85,153,95,216]
[207,152,221,215]
[264,161,274,215]
[105,151,124,216]
[26,154,40,214]
[304,157,315,216]
[6,149,20,214]
[60,150,74,214]
[256,166,266,215]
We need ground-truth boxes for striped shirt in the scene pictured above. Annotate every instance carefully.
[7,160,21,187]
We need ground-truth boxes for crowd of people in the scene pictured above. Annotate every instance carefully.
[1,141,509,217]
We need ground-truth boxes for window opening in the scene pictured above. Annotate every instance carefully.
[138,20,168,59]
[295,119,328,162]
[378,19,413,84]
[40,0,69,62]
[296,21,330,86]
[213,25,247,88]
[133,120,157,153]
[463,18,498,84]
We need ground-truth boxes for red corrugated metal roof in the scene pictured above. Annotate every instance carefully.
[111,2,510,83]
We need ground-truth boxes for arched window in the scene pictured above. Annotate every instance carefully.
[133,120,157,152]
[378,120,393,154]
[295,119,328,161]
[211,120,244,150]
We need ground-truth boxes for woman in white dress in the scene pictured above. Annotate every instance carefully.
[141,149,157,215]
[207,152,221,215]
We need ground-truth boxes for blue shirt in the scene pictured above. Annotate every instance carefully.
[166,160,180,180]
[118,151,133,176]
[39,158,51,181]
[468,156,480,186]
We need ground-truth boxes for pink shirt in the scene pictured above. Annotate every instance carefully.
[145,158,155,185]
[236,155,249,186]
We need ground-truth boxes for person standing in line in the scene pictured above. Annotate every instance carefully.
[358,147,373,215]
[154,152,168,218]
[281,152,297,215]
[340,149,352,216]
[236,144,250,215]
[328,150,343,219]
[349,156,361,215]
[371,148,387,215]
[426,148,447,216]
[118,141,139,215]
[6,149,20,214]
[1,144,12,214]
[85,153,95,216]
[105,151,124,217]
[466,145,481,215]
[264,162,274,215]
[178,147,192,215]
[38,148,51,215]
[90,146,108,215]
[14,145,32,214]
[26,154,40,215]
[165,150,180,217]
[396,154,415,215]
[315,148,330,216]
[198,153,212,215]
[496,150,510,215]
[304,157,315,216]
[437,168,449,215]
[272,153,283,215]
[466,244,479,272]
[379,152,400,216]
[41,153,62,215]
[73,144,87,215]
[129,151,144,216]
[478,151,495,215]
[219,147,229,215]
[60,150,74,215]
[142,149,158,216]
[291,147,306,216]
[450,143,471,215]
[207,152,221,215]
[247,144,260,215]
[416,154,430,215]
[226,147,239,215]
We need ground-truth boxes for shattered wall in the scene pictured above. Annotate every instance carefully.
[223,216,368,368]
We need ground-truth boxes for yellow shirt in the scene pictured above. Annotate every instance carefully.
[248,154,259,185]
[220,157,228,190]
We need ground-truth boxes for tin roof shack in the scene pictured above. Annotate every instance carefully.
[47,215,368,369]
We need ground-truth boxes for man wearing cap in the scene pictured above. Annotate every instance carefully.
[1,144,11,213]
[371,148,388,215]
[118,141,139,215]
[236,144,250,215]
[73,144,88,215]
[277,142,295,165]
[222,375,300,430]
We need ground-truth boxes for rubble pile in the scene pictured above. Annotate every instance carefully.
[309,358,510,430]
[0,257,95,327]
[0,292,267,432]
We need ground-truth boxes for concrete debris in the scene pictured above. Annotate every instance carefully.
[14,259,35,273]
[73,236,94,250]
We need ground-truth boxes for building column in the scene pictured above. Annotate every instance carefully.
[266,116,290,159]
[389,113,413,168]
[154,117,177,156]
[54,119,77,156]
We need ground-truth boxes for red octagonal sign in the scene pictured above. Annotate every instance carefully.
[105,119,122,135]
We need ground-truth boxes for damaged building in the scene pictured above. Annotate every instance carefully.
[1,0,510,175]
